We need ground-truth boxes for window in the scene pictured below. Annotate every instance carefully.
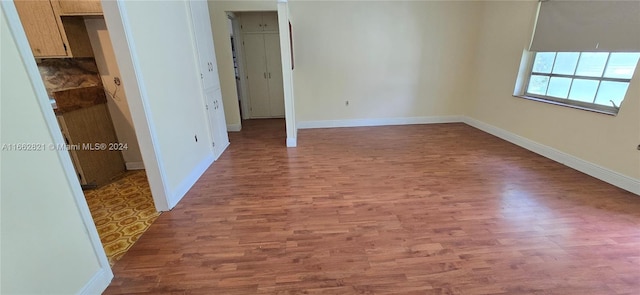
[525,52,640,114]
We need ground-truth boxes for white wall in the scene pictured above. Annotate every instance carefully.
[103,0,215,210]
[208,1,277,128]
[289,1,481,124]
[84,17,144,169]
[1,4,110,293]
[467,1,640,180]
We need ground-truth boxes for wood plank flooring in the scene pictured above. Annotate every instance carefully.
[104,119,640,295]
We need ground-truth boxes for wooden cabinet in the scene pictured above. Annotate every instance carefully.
[14,0,67,57]
[55,0,103,15]
[54,86,125,187]
[189,0,229,160]
[243,33,284,118]
[239,12,278,33]
[14,0,94,58]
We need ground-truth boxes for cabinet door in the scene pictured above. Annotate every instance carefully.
[56,115,86,184]
[244,34,271,118]
[189,0,219,90]
[264,34,285,117]
[261,12,279,33]
[14,0,68,57]
[239,12,264,33]
[204,88,228,160]
[62,104,125,186]
[213,89,229,158]
[56,0,102,15]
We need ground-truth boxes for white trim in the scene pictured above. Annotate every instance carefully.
[214,141,231,161]
[286,137,297,147]
[277,3,297,147]
[463,117,640,195]
[77,268,112,295]
[1,0,113,292]
[169,154,214,209]
[229,14,250,121]
[297,116,464,129]
[125,161,145,170]
[102,1,172,211]
[227,123,242,132]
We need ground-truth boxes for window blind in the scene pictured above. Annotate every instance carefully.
[530,0,640,52]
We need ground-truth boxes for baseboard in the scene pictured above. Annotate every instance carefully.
[463,117,640,195]
[125,161,145,170]
[227,123,242,132]
[214,141,230,161]
[169,154,214,209]
[78,267,113,295]
[297,115,464,129]
[287,137,297,147]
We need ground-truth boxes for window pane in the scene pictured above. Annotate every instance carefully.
[532,52,555,74]
[568,79,599,103]
[595,81,629,107]
[604,53,640,79]
[547,77,572,98]
[527,75,550,95]
[552,52,579,75]
[575,52,608,77]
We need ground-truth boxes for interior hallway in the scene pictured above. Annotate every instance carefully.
[105,119,640,294]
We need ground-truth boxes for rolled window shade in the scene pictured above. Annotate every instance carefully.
[530,0,640,52]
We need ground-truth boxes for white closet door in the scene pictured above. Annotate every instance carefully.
[264,33,285,117]
[190,0,227,159]
[244,34,270,118]
[239,12,263,33]
[261,12,279,32]
[203,87,220,153]
[211,88,229,159]
[189,0,219,90]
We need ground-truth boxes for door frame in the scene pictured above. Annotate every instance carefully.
[277,2,297,147]
[101,1,178,211]
[230,12,282,120]
[227,12,251,120]
[1,2,113,292]
[209,1,297,146]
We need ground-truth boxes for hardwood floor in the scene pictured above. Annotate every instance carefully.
[105,119,640,294]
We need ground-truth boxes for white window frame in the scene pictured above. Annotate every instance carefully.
[520,51,638,115]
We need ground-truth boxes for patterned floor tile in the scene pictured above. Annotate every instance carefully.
[84,170,161,266]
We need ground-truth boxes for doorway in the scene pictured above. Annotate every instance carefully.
[12,3,159,266]
[228,11,286,123]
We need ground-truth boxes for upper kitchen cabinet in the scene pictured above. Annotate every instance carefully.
[13,0,67,57]
[14,0,94,58]
[240,12,278,33]
[55,0,103,15]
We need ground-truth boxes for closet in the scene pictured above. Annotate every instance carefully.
[239,12,284,118]
[189,0,228,159]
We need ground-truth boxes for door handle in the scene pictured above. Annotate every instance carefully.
[268,73,271,79]
[264,72,267,79]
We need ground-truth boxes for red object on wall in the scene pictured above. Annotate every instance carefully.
[289,21,294,70]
